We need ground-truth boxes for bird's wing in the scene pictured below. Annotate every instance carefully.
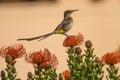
[54,19,64,31]
[54,17,72,32]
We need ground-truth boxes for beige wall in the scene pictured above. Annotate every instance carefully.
[0,0,120,79]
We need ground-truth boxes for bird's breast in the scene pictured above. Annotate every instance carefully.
[64,18,73,32]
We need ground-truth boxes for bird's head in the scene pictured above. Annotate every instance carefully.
[64,9,79,17]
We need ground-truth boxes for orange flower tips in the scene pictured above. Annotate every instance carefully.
[63,33,84,47]
[62,70,71,80]
[101,50,120,65]
[25,48,58,69]
[0,43,26,62]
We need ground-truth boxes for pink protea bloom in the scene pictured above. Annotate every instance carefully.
[0,43,26,60]
[25,48,58,69]
[101,49,120,65]
[63,33,84,47]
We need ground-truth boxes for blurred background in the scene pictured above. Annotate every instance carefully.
[0,0,120,79]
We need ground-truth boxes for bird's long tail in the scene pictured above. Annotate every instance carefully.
[17,32,55,41]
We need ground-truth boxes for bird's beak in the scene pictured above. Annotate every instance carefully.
[72,9,79,12]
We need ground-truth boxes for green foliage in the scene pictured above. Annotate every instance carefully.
[66,46,104,80]
[106,65,120,80]
[1,60,20,80]
[27,65,57,80]
[58,73,63,80]
[1,40,120,80]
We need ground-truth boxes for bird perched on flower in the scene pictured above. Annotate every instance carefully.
[17,9,78,42]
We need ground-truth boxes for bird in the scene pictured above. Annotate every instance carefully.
[17,9,78,42]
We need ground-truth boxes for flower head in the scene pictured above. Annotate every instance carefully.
[0,43,26,60]
[101,49,120,65]
[25,48,58,69]
[27,72,33,78]
[62,70,70,80]
[5,55,13,63]
[63,33,84,47]
[75,47,82,55]
[95,57,100,63]
[85,40,92,48]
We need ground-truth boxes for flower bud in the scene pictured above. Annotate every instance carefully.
[59,73,62,80]
[75,47,82,55]
[1,70,5,77]
[27,72,32,78]
[95,57,100,62]
[5,55,13,64]
[45,62,51,70]
[62,70,70,80]
[85,40,92,48]
[16,78,21,80]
